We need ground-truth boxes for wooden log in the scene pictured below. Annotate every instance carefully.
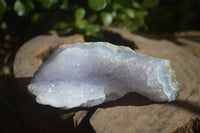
[13,28,200,132]
[90,27,200,133]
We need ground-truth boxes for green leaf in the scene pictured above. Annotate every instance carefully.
[132,1,141,9]
[112,2,121,11]
[60,0,68,11]
[14,1,26,16]
[100,12,113,26]
[124,8,135,18]
[75,20,86,29]
[118,0,135,7]
[88,0,107,11]
[111,11,117,18]
[135,10,148,17]
[84,23,100,32]
[39,0,58,9]
[24,0,35,13]
[0,0,6,15]
[141,0,159,8]
[25,0,34,10]
[75,8,86,21]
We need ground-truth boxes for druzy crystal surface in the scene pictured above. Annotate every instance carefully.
[28,42,179,109]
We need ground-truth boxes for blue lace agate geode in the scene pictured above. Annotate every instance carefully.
[28,42,179,109]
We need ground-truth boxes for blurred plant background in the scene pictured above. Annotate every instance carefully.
[0,0,160,38]
[0,0,200,132]
[1,0,200,38]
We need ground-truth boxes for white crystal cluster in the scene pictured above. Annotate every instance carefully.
[28,42,179,109]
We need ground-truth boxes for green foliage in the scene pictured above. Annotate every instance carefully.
[13,0,35,16]
[0,0,160,37]
[141,0,159,8]
[60,0,68,11]
[39,0,58,9]
[88,0,107,11]
[0,0,6,15]
[14,1,26,16]
[75,8,86,21]
[100,11,113,26]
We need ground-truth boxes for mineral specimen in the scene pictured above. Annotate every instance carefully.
[28,42,179,109]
